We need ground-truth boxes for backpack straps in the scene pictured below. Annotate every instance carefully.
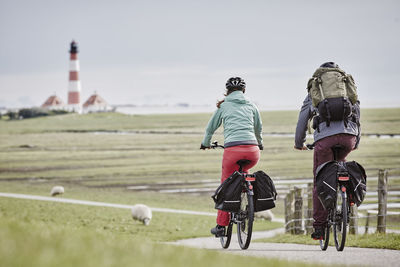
[342,98,351,127]
[317,77,325,100]
[323,99,331,127]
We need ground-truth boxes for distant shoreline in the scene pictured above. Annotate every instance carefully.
[115,105,400,115]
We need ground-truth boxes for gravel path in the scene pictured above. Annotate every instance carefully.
[172,229,400,267]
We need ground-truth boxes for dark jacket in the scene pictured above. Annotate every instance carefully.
[295,94,361,149]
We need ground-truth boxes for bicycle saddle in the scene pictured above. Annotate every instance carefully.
[236,159,251,168]
[331,144,345,150]
[331,144,345,153]
[331,145,345,161]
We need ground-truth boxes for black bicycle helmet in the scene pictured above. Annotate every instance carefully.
[225,77,246,90]
[320,62,339,68]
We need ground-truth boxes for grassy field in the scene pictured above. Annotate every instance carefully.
[0,209,314,267]
[0,195,313,267]
[0,108,399,266]
[1,108,399,134]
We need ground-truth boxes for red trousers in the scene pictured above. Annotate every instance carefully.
[312,134,357,227]
[217,145,260,226]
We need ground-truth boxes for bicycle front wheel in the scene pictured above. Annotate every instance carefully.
[237,191,254,250]
[220,222,233,249]
[333,187,348,251]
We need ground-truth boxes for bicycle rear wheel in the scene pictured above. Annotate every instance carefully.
[319,220,330,251]
[220,222,233,249]
[333,187,348,251]
[237,191,254,250]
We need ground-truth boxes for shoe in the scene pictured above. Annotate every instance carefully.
[311,227,325,240]
[211,225,225,237]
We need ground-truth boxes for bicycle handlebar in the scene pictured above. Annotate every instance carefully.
[306,143,315,150]
[211,141,225,149]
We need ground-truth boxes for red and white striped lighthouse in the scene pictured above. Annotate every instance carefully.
[68,40,81,112]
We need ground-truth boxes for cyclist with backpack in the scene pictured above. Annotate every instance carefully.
[294,62,361,240]
[200,77,263,237]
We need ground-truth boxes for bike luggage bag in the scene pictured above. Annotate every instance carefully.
[212,171,243,212]
[315,161,338,210]
[253,171,277,212]
[345,161,367,206]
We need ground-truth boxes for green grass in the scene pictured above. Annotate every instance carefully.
[0,198,312,267]
[0,219,315,267]
[0,108,399,135]
[255,233,400,250]
[0,109,399,266]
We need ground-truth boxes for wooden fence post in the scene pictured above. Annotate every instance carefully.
[305,183,313,235]
[284,191,292,233]
[365,210,371,234]
[377,169,388,233]
[349,205,358,234]
[294,187,304,235]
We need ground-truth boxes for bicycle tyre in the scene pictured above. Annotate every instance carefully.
[319,219,330,251]
[333,188,347,251]
[237,191,254,250]
[220,222,233,249]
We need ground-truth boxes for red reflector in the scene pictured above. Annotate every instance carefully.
[249,185,253,190]
[338,176,349,181]
[350,202,355,206]
[245,177,256,182]
[341,187,346,192]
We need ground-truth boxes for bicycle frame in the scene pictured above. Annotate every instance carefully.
[323,168,352,251]
[231,174,255,222]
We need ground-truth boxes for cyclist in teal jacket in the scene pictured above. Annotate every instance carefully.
[201,77,263,237]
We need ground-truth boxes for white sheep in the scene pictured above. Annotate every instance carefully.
[255,210,274,221]
[50,186,64,197]
[131,204,152,225]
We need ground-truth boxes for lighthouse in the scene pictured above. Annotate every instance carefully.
[68,40,81,113]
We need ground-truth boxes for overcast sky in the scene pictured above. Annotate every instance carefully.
[0,0,399,110]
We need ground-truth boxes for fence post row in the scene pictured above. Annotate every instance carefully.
[284,169,391,236]
[377,169,388,233]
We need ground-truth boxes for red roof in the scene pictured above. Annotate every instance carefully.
[41,95,64,107]
[83,94,108,108]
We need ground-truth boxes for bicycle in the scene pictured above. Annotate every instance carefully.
[307,143,352,251]
[210,141,256,250]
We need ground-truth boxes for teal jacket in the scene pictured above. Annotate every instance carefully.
[201,91,263,147]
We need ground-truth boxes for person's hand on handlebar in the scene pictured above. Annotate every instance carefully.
[200,144,210,150]
[294,145,308,150]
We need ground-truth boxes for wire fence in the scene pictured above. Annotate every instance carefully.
[283,169,400,235]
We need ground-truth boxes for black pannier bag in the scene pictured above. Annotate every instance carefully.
[212,171,243,212]
[315,161,339,210]
[345,161,367,206]
[253,171,277,212]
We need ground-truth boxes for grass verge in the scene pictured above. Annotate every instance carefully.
[0,218,324,267]
[0,198,319,267]
[255,233,400,250]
